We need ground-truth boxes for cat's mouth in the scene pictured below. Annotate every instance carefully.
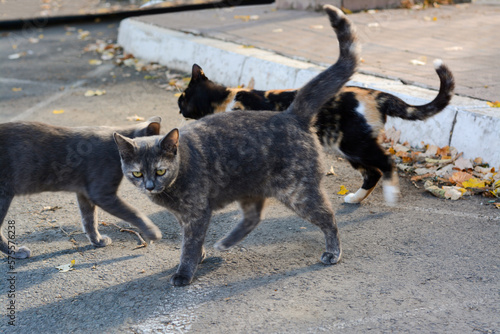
[146,188,164,195]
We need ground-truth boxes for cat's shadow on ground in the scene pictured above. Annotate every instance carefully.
[11,257,325,332]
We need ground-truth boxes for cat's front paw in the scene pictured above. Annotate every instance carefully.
[170,273,193,286]
[213,240,231,252]
[143,225,162,241]
[91,235,112,247]
[9,246,31,259]
[320,250,342,265]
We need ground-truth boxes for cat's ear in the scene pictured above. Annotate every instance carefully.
[191,64,207,82]
[113,132,137,160]
[145,118,161,136]
[160,128,179,155]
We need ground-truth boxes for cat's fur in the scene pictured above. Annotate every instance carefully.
[114,5,358,286]
[178,61,454,206]
[0,118,163,259]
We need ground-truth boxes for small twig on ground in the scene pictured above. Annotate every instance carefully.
[105,221,148,248]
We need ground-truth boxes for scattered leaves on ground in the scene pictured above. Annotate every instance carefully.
[383,127,499,203]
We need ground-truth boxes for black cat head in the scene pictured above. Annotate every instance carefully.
[177,64,230,120]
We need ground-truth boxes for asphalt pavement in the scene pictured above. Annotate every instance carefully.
[0,3,499,334]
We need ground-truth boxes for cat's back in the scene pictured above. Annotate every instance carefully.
[0,121,120,194]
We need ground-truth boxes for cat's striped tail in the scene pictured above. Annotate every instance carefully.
[287,5,359,127]
[382,59,455,120]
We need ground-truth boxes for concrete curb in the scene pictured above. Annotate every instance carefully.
[118,17,500,167]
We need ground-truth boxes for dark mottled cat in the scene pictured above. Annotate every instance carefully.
[114,5,358,286]
[0,118,163,259]
[178,61,454,206]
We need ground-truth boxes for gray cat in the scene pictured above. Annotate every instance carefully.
[114,5,358,286]
[0,117,163,259]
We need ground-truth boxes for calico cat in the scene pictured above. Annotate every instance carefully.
[114,5,358,286]
[0,118,163,259]
[178,60,455,206]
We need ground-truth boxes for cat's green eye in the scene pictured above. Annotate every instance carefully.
[156,169,166,176]
[132,171,143,178]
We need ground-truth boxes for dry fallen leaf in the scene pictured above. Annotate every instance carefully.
[450,171,473,186]
[486,101,500,108]
[56,259,75,272]
[454,157,473,170]
[52,109,64,114]
[337,185,349,195]
[12,87,22,92]
[126,115,145,121]
[462,178,487,189]
[88,59,102,66]
[84,90,106,97]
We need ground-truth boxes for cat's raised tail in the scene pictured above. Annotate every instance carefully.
[287,5,359,127]
[383,59,455,120]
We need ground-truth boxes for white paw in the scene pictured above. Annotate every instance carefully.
[344,193,360,204]
[383,185,400,206]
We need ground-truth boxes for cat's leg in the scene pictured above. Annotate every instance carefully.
[0,194,31,258]
[90,193,162,241]
[344,146,399,205]
[379,157,400,206]
[214,197,267,251]
[280,186,341,265]
[76,193,112,247]
[344,165,381,204]
[362,149,399,206]
[171,209,212,286]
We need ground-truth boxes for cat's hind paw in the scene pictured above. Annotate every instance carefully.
[320,250,342,265]
[9,246,31,259]
[383,184,400,206]
[170,273,192,286]
[91,235,112,247]
[344,193,361,204]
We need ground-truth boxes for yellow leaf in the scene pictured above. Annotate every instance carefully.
[462,178,487,189]
[126,115,145,122]
[12,87,22,92]
[174,93,182,97]
[88,59,102,66]
[56,259,75,272]
[337,185,349,195]
[486,101,500,108]
[52,109,64,114]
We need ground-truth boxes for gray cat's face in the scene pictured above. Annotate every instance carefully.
[114,129,180,195]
